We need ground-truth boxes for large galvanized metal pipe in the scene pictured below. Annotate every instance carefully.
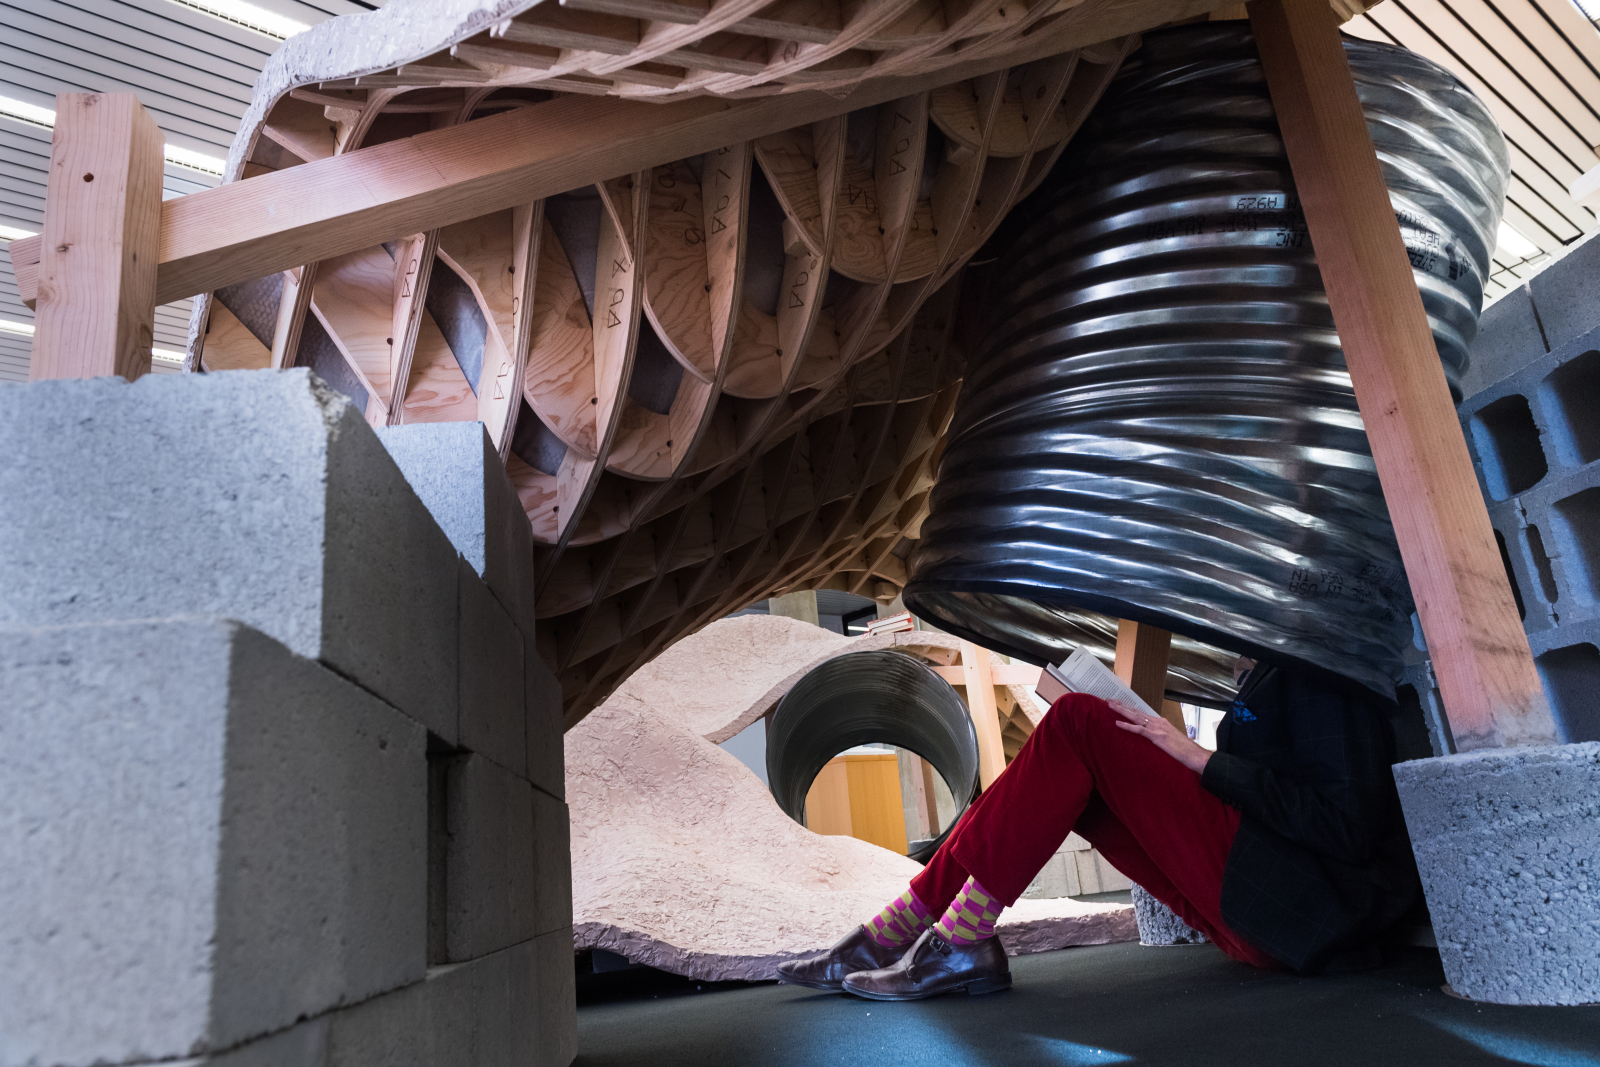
[905,24,1510,704]
[766,650,979,863]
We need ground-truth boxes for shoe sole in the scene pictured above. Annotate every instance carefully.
[842,975,1012,1001]
[777,976,846,992]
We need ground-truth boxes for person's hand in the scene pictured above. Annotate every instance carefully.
[1109,701,1212,775]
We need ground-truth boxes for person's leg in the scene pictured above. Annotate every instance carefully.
[941,693,1275,966]
[1046,699,1279,968]
[1073,796,1277,968]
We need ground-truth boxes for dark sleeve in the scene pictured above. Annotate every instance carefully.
[1200,679,1393,866]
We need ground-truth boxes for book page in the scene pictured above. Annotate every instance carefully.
[1054,647,1159,717]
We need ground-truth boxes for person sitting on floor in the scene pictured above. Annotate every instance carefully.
[776,656,1421,1001]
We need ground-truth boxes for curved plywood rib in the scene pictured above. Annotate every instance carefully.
[191,38,1135,726]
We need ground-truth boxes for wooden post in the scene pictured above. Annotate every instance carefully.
[1113,619,1184,731]
[31,94,164,382]
[1250,0,1556,751]
[959,639,1007,789]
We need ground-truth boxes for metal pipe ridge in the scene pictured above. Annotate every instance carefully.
[905,23,1509,703]
[766,649,979,863]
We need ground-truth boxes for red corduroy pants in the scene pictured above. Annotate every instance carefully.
[909,693,1279,968]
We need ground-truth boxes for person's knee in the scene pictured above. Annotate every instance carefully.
[1040,692,1114,743]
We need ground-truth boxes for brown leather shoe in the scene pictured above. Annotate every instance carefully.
[776,926,904,991]
[841,929,1012,1001]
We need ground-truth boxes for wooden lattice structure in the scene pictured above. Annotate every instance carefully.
[195,39,1133,723]
[313,0,1139,101]
[27,0,1544,751]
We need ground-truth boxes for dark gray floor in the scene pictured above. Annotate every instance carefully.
[574,943,1600,1066]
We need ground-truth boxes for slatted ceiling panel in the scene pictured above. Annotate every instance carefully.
[1345,0,1600,300]
[0,125,47,231]
[0,0,383,380]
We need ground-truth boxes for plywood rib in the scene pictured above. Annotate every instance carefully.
[190,38,1132,727]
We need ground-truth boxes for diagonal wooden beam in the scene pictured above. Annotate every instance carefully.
[1251,0,1555,750]
[10,0,1213,309]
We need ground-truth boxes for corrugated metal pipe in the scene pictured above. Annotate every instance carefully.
[767,650,979,862]
[904,24,1509,704]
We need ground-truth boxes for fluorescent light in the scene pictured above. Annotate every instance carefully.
[152,347,187,363]
[0,224,37,242]
[1497,221,1542,261]
[0,96,226,177]
[0,96,56,129]
[162,143,227,177]
[164,0,309,39]
[0,319,36,337]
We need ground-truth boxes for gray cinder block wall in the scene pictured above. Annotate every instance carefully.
[1391,235,1600,1006]
[1426,234,1600,747]
[0,370,574,1067]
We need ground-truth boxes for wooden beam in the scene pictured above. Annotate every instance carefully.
[12,7,1195,309]
[959,639,1007,789]
[30,94,163,381]
[1113,619,1183,731]
[1251,0,1556,750]
[932,663,1042,687]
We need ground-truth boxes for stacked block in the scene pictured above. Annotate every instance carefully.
[0,370,573,1067]
[1454,235,1600,744]
[1392,235,1600,1006]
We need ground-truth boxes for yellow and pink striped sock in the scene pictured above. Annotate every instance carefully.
[932,876,1002,944]
[863,889,934,950]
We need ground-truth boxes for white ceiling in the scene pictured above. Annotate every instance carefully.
[0,0,382,381]
[1,0,1595,382]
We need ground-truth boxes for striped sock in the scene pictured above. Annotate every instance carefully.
[932,876,1003,944]
[863,889,934,950]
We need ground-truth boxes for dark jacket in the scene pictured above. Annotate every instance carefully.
[1200,666,1420,973]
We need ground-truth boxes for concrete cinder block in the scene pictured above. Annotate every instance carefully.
[0,370,460,739]
[533,787,574,938]
[193,1016,330,1067]
[327,959,477,1067]
[0,619,427,1066]
[534,927,578,1067]
[461,558,527,775]
[378,422,536,635]
[447,755,537,962]
[1461,282,1547,399]
[326,937,574,1067]
[1528,232,1600,354]
[527,647,564,800]
[1394,742,1600,1005]
[191,933,577,1067]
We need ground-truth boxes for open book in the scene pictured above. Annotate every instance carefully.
[1033,647,1159,717]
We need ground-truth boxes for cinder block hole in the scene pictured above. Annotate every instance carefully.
[1535,643,1600,743]
[1551,487,1600,606]
[1469,394,1547,499]
[1495,528,1527,621]
[1539,350,1600,467]
[1524,523,1560,607]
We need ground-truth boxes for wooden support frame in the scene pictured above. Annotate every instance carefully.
[1113,619,1183,731]
[957,638,1008,789]
[30,94,164,381]
[1251,0,1556,750]
[12,6,1172,312]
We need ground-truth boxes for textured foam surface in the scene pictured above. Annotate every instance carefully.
[566,616,1134,981]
